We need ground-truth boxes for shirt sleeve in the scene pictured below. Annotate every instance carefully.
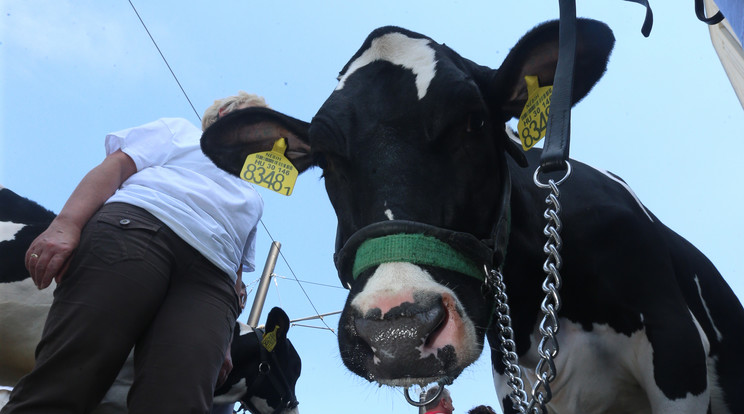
[104,119,178,171]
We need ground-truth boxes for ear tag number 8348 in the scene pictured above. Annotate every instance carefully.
[239,138,298,196]
[517,75,553,151]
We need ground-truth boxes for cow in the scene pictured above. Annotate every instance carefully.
[214,309,301,414]
[0,185,301,414]
[200,19,744,414]
[0,186,56,285]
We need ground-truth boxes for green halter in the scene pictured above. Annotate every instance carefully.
[335,158,512,289]
[352,233,484,281]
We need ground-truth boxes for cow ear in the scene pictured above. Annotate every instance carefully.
[489,18,615,120]
[201,107,314,177]
[264,307,290,344]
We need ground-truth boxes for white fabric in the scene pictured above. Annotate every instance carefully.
[105,118,263,281]
[706,0,744,109]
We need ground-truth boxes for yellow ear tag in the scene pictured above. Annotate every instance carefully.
[517,76,553,151]
[239,138,298,196]
[262,325,280,352]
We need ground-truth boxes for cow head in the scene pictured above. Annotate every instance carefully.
[214,307,301,414]
[202,19,613,388]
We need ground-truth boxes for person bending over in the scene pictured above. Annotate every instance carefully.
[2,92,268,414]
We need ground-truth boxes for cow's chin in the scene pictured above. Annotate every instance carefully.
[338,263,482,386]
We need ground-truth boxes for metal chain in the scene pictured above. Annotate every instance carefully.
[490,267,530,412]
[488,164,570,414]
[529,173,565,413]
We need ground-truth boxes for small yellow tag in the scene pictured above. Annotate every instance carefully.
[262,325,280,352]
[517,76,553,151]
[239,138,298,196]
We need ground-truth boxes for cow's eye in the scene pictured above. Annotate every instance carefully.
[466,112,485,133]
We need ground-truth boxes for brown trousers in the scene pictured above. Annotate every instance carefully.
[2,203,240,414]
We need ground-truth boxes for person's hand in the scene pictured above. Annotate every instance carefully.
[24,148,136,291]
[217,349,233,387]
[25,218,81,289]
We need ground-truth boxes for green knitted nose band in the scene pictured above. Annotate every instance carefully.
[352,233,484,281]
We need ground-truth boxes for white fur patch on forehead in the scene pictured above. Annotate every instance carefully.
[336,32,437,100]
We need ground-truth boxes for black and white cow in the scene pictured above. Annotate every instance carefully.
[200,19,744,414]
[215,308,301,414]
[0,186,56,285]
[0,186,301,414]
[0,185,57,387]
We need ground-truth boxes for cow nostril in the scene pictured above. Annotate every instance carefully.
[423,314,446,348]
[354,299,446,358]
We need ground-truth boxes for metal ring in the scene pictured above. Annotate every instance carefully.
[258,362,271,374]
[30,253,39,259]
[533,161,572,189]
[404,383,443,407]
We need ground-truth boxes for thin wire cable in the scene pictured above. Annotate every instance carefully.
[274,275,346,290]
[291,324,336,332]
[127,0,201,121]
[260,221,336,335]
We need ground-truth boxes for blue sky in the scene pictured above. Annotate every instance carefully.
[1,1,742,413]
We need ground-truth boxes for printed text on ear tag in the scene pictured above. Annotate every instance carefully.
[239,138,298,196]
[262,325,279,352]
[517,76,553,151]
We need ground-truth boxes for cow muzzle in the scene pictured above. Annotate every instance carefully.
[332,172,511,385]
[339,262,481,386]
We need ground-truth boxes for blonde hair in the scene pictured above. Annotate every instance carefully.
[201,91,269,131]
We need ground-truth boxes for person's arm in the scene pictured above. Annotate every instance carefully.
[26,149,137,289]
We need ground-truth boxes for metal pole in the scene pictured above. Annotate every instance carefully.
[247,241,281,327]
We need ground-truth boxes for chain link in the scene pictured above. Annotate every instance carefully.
[488,164,570,414]
[490,267,530,412]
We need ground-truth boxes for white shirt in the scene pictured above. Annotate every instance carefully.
[104,118,263,281]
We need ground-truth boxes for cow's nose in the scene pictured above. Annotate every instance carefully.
[354,294,450,379]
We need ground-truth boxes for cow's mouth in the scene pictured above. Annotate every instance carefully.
[344,279,477,387]
[357,309,458,385]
